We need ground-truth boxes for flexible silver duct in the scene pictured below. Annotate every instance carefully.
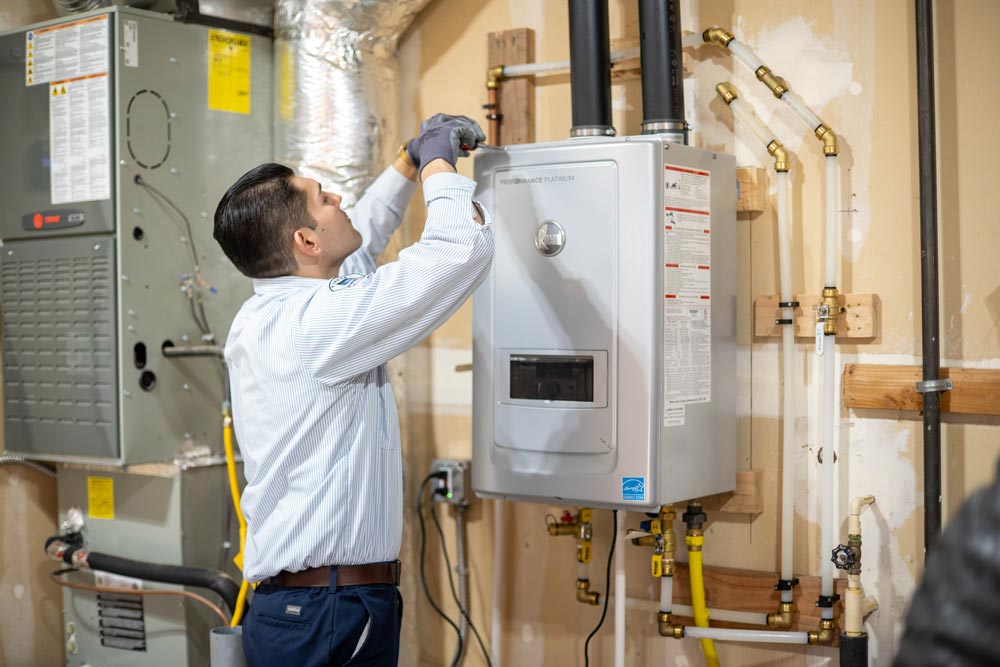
[274,0,430,208]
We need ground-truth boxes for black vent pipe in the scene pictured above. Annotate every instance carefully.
[638,0,687,143]
[568,0,614,137]
[916,0,942,553]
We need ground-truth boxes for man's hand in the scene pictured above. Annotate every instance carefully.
[406,114,486,172]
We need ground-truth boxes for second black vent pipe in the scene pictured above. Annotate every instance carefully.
[638,0,687,143]
[915,0,942,554]
[568,0,614,136]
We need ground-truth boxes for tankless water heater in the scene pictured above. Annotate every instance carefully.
[472,136,737,510]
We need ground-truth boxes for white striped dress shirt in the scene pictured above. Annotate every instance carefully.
[225,167,494,582]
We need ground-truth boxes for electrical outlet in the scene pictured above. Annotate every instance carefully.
[429,459,470,506]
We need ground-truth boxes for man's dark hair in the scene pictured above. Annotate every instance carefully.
[213,163,315,278]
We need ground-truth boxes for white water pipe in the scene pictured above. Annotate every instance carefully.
[820,343,836,616]
[500,47,641,78]
[783,90,824,134]
[824,156,839,287]
[626,596,768,627]
[491,500,504,667]
[845,496,876,635]
[684,627,810,645]
[728,97,773,149]
[776,169,796,600]
[614,510,626,667]
[660,574,673,613]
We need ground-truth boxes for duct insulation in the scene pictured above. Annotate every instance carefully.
[274,0,430,207]
[638,0,687,143]
[568,0,614,136]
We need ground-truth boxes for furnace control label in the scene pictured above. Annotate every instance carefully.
[663,164,712,427]
[25,15,108,86]
[49,73,110,204]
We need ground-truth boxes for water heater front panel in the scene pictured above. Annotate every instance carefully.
[491,162,616,456]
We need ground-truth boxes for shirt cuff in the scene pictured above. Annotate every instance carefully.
[366,165,419,214]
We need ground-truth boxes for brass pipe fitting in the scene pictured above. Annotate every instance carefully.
[821,287,841,336]
[815,123,840,156]
[715,82,737,105]
[766,601,795,629]
[847,534,862,575]
[657,612,685,639]
[486,65,504,90]
[767,140,790,173]
[576,578,600,605]
[703,26,735,47]
[548,523,576,536]
[631,535,658,547]
[808,619,837,645]
[755,66,790,99]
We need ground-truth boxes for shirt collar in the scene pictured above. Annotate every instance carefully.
[252,275,327,295]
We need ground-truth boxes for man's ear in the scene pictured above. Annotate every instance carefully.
[292,227,320,257]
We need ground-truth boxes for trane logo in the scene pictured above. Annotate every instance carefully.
[534,221,565,257]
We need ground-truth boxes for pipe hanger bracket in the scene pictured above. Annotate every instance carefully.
[915,378,953,394]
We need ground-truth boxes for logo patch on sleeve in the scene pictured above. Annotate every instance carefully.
[328,274,364,292]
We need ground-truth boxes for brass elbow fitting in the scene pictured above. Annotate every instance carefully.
[815,123,840,156]
[766,602,795,629]
[755,66,790,99]
[576,578,600,605]
[486,65,504,90]
[703,26,735,47]
[821,287,840,336]
[767,140,790,173]
[808,619,837,645]
[715,82,737,105]
[657,612,685,639]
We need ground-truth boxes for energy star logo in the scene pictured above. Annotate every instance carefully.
[622,477,645,502]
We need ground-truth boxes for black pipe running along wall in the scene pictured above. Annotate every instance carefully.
[638,0,687,141]
[915,0,942,553]
[568,0,613,135]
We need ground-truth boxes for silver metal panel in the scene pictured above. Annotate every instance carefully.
[472,136,738,510]
[58,464,241,667]
[2,237,119,460]
[115,10,271,465]
[0,13,116,240]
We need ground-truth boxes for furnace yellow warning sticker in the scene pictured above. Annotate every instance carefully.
[87,476,115,520]
[208,29,251,114]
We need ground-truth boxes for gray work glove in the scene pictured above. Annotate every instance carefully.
[406,114,487,171]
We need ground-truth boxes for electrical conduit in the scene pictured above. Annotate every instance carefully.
[614,510,626,667]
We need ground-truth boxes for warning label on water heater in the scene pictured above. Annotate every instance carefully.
[663,164,712,426]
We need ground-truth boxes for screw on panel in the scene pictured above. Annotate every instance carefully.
[182,384,191,392]
[93,244,101,251]
[121,275,129,281]
[170,168,178,175]
[123,390,131,398]
[120,160,127,166]
[169,56,177,64]
[127,325,136,332]
[133,208,141,215]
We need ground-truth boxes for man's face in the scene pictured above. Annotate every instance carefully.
[291,175,362,269]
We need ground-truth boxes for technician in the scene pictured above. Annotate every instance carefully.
[212,114,492,666]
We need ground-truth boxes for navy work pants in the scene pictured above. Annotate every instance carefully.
[243,567,402,666]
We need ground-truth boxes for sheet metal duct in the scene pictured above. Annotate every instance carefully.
[275,0,430,207]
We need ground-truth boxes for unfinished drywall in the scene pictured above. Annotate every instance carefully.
[396,0,1000,665]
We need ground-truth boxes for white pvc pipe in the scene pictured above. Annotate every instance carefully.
[820,337,836,615]
[824,156,839,287]
[660,574,673,612]
[491,500,504,667]
[782,90,824,132]
[728,98,773,149]
[776,170,796,600]
[578,560,588,580]
[726,39,764,73]
[626,596,769,627]
[614,510,626,667]
[682,33,703,49]
[684,627,810,645]
[501,47,641,78]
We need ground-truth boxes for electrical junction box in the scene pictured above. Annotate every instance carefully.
[472,136,738,510]
[0,7,271,465]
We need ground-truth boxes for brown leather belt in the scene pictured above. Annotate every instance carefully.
[264,561,401,588]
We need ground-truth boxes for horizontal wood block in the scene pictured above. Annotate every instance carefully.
[737,167,766,215]
[697,470,763,515]
[754,293,880,340]
[843,364,1000,416]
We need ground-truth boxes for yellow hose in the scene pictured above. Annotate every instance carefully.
[687,532,720,667]
[223,409,249,626]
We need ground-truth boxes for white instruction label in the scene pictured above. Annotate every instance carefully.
[26,15,108,86]
[124,19,139,68]
[663,164,712,426]
[49,73,111,205]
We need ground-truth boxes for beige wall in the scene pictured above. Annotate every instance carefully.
[396,0,1000,665]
